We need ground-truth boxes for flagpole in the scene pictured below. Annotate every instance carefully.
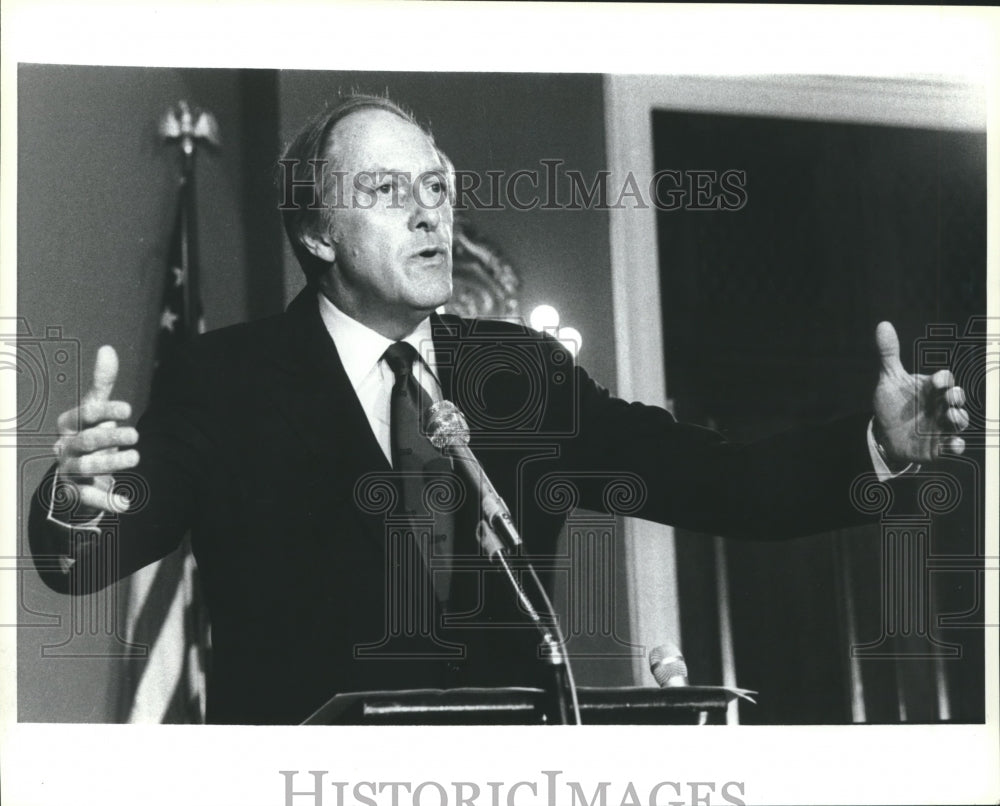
[159,101,218,338]
[181,168,191,341]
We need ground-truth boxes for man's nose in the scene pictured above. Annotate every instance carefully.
[411,197,442,231]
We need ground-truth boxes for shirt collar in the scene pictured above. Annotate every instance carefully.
[316,290,438,389]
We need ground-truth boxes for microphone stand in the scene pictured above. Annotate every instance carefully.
[478,522,581,725]
[425,401,580,724]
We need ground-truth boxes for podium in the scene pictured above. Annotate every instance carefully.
[303,686,751,725]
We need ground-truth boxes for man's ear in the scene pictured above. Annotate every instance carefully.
[299,228,336,263]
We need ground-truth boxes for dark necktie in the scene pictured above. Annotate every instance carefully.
[382,342,454,604]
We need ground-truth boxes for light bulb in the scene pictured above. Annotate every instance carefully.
[529,304,560,332]
[558,326,582,358]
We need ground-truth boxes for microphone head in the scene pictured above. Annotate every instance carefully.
[649,643,689,688]
[426,400,471,450]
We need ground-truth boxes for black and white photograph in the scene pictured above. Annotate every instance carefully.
[2,3,997,805]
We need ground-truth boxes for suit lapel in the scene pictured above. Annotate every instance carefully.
[259,288,391,547]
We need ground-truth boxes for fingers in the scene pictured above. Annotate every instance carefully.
[931,369,955,390]
[57,400,132,435]
[945,406,970,431]
[945,386,966,408]
[939,435,966,457]
[76,483,134,513]
[59,448,140,477]
[49,346,137,516]
[927,370,969,436]
[58,346,127,435]
[85,345,119,405]
[929,370,969,458]
[875,321,905,376]
[938,392,969,433]
[56,424,138,457]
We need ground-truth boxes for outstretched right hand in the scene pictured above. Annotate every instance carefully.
[54,345,139,515]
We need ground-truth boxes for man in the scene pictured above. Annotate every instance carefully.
[29,94,969,724]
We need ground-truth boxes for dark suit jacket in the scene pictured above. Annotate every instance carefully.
[30,288,876,723]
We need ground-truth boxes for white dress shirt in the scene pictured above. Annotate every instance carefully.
[316,291,443,466]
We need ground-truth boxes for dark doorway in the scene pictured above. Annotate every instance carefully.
[654,109,986,724]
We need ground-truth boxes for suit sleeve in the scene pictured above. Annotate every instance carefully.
[28,347,219,594]
[559,356,877,540]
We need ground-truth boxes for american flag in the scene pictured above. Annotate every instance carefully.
[118,164,211,723]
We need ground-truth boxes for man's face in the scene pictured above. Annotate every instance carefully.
[315,108,454,339]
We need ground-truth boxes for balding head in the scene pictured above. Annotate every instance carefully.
[278,94,453,286]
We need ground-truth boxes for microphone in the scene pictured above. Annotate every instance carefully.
[649,641,689,687]
[425,400,523,549]
[426,400,582,725]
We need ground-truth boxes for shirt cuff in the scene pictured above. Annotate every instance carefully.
[867,418,920,481]
[46,471,104,531]
[45,471,105,572]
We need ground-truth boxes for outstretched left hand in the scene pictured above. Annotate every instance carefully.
[872,321,969,465]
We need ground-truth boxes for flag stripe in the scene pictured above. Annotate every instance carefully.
[125,542,208,722]
[162,656,200,724]
[125,549,187,656]
[127,564,190,722]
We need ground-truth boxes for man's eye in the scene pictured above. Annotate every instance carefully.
[377,182,393,194]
